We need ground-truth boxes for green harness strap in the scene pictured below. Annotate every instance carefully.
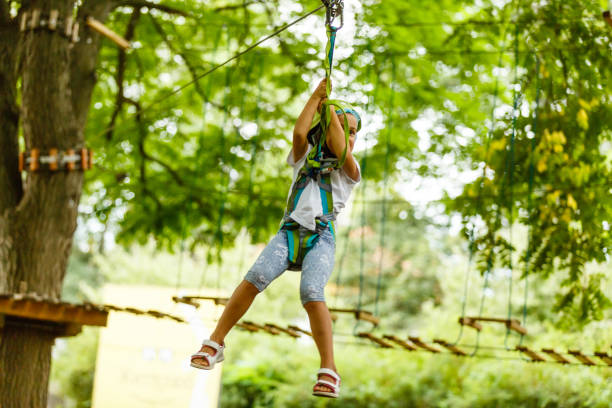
[280,2,354,270]
[281,130,338,271]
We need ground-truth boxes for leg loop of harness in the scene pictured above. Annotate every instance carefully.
[281,213,336,271]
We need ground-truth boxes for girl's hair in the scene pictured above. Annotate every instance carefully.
[335,108,362,132]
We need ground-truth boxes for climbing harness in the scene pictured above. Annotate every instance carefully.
[279,0,357,270]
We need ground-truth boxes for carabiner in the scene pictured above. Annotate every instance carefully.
[322,0,344,30]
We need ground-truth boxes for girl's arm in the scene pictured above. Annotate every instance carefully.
[293,79,328,162]
[325,109,360,181]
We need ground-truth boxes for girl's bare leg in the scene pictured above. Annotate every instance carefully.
[192,279,260,366]
[303,301,338,393]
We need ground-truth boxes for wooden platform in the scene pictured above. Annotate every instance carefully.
[0,293,108,337]
[0,293,185,338]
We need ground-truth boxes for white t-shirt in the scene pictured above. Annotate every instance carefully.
[284,144,361,231]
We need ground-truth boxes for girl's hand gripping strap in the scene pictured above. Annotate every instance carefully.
[319,99,351,167]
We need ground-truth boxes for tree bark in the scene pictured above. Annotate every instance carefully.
[0,0,113,406]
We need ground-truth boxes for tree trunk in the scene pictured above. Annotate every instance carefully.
[0,0,113,406]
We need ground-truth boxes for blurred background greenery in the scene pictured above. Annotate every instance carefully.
[47,0,611,406]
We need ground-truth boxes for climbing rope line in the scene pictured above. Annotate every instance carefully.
[234,55,265,287]
[373,58,396,319]
[503,18,522,351]
[463,0,520,356]
[518,56,541,347]
[352,59,395,335]
[174,25,225,297]
[331,54,372,311]
[451,42,505,351]
[214,35,256,301]
[198,31,234,292]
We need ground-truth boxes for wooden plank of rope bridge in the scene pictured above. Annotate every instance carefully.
[458,317,482,331]
[459,316,527,335]
[516,346,546,362]
[236,321,260,332]
[382,334,416,351]
[568,350,596,366]
[541,348,570,364]
[265,323,301,338]
[145,309,185,322]
[433,339,467,356]
[172,296,200,308]
[594,352,612,366]
[179,295,229,306]
[357,332,394,348]
[242,320,280,335]
[408,337,441,353]
[328,308,380,326]
[123,307,145,315]
[288,325,312,337]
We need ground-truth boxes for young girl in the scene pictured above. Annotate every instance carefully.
[190,78,361,399]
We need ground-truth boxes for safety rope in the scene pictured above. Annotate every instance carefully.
[471,0,520,356]
[465,1,520,355]
[213,47,254,296]
[518,56,541,347]
[199,26,233,292]
[503,19,522,350]
[332,53,371,311]
[373,58,396,318]
[175,26,225,296]
[235,54,264,286]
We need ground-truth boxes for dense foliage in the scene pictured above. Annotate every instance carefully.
[80,0,611,323]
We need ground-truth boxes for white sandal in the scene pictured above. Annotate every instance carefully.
[190,339,225,370]
[312,368,341,398]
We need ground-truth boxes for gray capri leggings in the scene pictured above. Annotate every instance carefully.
[244,227,336,305]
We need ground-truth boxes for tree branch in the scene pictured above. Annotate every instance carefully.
[148,15,224,111]
[213,1,263,12]
[71,0,117,131]
[114,0,192,17]
[105,7,141,140]
[123,96,207,208]
[262,2,305,70]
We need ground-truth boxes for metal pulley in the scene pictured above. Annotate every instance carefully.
[321,0,344,30]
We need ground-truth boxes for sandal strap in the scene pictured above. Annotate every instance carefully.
[191,352,211,363]
[201,339,224,352]
[317,368,340,383]
[315,379,339,391]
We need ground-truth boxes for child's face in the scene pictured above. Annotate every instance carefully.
[337,113,358,151]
